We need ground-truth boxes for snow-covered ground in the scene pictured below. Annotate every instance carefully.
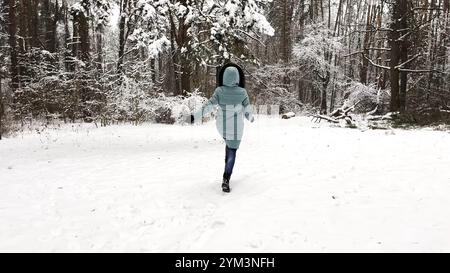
[1,116,450,252]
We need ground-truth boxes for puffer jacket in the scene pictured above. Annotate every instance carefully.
[194,66,253,149]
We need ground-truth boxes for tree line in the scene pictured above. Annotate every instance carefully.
[0,0,449,138]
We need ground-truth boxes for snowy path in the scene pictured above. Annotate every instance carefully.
[1,117,450,252]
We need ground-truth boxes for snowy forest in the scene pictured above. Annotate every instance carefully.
[0,0,449,137]
[2,1,450,253]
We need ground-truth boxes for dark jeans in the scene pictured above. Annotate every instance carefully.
[223,146,237,180]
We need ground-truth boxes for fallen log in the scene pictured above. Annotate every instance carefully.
[312,102,359,124]
[311,114,339,123]
[367,112,399,121]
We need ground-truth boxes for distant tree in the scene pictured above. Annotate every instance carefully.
[165,0,274,95]
[5,0,19,90]
[293,23,343,114]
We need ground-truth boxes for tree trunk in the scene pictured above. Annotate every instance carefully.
[43,0,51,51]
[50,0,59,53]
[399,21,409,112]
[96,25,104,72]
[389,0,408,112]
[6,0,19,90]
[298,0,305,40]
[333,0,343,35]
[117,0,128,77]
[321,71,330,114]
[18,0,28,51]
[329,74,336,113]
[168,13,180,95]
[389,44,400,112]
[177,5,190,96]
[29,0,39,49]
[150,58,156,84]
[62,0,73,72]
[180,56,191,96]
[281,0,293,63]
[360,4,372,85]
[72,13,79,64]
[78,10,90,62]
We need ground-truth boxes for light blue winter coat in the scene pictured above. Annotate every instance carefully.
[194,67,253,149]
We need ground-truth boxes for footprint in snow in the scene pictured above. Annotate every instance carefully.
[143,219,155,226]
[211,221,225,228]
[247,241,261,249]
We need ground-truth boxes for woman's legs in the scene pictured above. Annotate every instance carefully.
[223,146,237,180]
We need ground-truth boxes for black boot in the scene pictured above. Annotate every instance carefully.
[222,177,230,193]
